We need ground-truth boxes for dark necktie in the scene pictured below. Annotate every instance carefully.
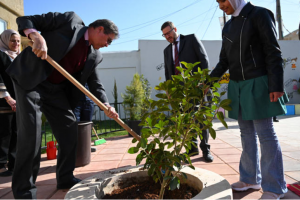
[173,41,180,75]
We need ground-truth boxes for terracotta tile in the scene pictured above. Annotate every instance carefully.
[211,148,241,155]
[286,171,300,181]
[283,151,300,160]
[40,156,58,164]
[118,160,138,168]
[37,185,57,199]
[207,138,225,144]
[122,153,139,160]
[0,176,12,188]
[232,190,262,200]
[0,190,14,199]
[80,161,119,171]
[193,163,238,175]
[103,143,131,149]
[75,170,102,180]
[36,172,57,186]
[281,145,299,152]
[217,154,241,163]
[227,142,242,148]
[49,189,68,199]
[38,165,54,174]
[283,159,300,172]
[228,162,239,173]
[210,143,233,149]
[285,175,299,184]
[222,174,240,185]
[284,189,300,199]
[92,154,124,161]
[40,165,57,174]
[0,188,12,198]
[98,148,128,154]
[190,155,225,165]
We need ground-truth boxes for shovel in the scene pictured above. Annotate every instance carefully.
[28,42,141,141]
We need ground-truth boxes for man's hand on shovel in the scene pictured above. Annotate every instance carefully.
[105,105,119,119]
[28,32,48,60]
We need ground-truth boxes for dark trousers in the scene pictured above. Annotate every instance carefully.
[0,112,17,170]
[12,80,78,199]
[73,100,94,122]
[191,123,210,153]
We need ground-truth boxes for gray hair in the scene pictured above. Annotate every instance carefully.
[89,19,119,39]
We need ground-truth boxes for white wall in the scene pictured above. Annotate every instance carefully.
[97,51,141,103]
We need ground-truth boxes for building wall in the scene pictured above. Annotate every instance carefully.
[0,0,27,49]
[284,30,299,41]
[0,0,24,30]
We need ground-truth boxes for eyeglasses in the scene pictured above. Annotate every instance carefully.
[162,28,174,37]
[107,37,113,45]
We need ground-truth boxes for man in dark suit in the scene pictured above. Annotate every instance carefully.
[161,21,213,162]
[6,12,119,199]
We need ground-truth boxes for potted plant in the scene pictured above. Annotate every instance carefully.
[121,73,152,136]
[128,62,231,199]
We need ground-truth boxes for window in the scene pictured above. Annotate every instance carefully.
[0,19,7,34]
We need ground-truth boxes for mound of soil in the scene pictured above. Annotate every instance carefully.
[103,177,199,199]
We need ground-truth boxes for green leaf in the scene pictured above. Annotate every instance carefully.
[141,138,147,148]
[213,92,220,97]
[213,82,221,88]
[169,177,180,191]
[219,99,231,107]
[132,138,137,143]
[128,147,139,154]
[181,172,188,180]
[167,142,174,149]
[188,165,195,170]
[216,111,228,129]
[209,127,216,139]
[136,154,143,165]
[146,117,153,127]
[154,138,160,144]
[222,105,232,111]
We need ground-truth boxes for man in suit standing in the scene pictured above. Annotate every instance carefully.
[6,12,119,199]
[161,21,213,162]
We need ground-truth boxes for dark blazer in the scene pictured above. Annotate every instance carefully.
[0,51,15,108]
[163,34,209,81]
[6,12,108,109]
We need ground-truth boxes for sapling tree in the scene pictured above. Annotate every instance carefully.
[128,62,231,199]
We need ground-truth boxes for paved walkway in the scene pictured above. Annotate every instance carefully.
[0,116,299,199]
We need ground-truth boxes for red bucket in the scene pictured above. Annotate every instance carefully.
[46,141,57,160]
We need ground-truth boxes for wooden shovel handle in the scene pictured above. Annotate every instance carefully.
[28,42,141,141]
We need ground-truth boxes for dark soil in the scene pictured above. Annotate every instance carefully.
[103,177,199,199]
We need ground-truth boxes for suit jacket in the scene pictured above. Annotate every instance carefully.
[6,12,108,109]
[0,51,15,108]
[163,34,209,81]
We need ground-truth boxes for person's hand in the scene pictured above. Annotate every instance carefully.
[29,32,48,60]
[269,92,284,102]
[5,96,16,112]
[105,105,119,119]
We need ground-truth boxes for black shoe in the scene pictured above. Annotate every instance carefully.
[273,119,279,122]
[203,151,214,162]
[57,177,82,189]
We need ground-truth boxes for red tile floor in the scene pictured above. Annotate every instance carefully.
[0,116,299,199]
